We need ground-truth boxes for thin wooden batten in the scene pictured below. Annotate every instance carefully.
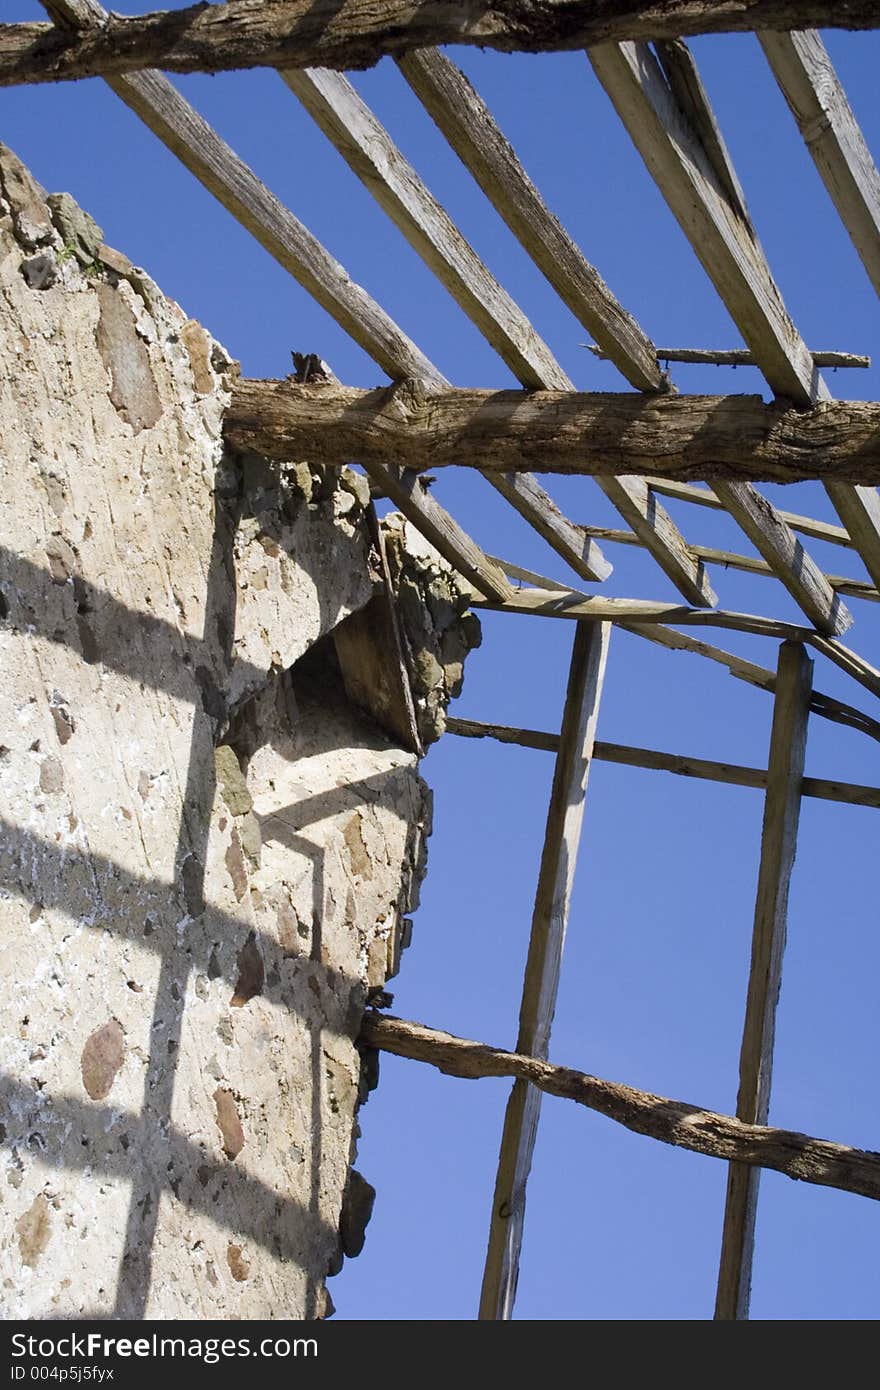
[715,642,813,1320]
[480,621,611,1320]
[445,716,880,808]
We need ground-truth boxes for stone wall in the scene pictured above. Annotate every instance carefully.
[0,145,476,1319]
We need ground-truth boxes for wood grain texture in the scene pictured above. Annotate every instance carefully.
[760,29,880,299]
[398,47,666,393]
[281,65,615,583]
[359,1013,880,1204]
[224,379,880,485]
[590,35,880,588]
[480,620,610,1320]
[8,2,880,86]
[710,479,851,633]
[715,641,812,1321]
[487,472,612,582]
[445,716,880,807]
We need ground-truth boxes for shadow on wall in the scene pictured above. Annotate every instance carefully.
[1,466,423,1319]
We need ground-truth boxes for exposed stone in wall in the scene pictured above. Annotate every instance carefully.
[382,514,482,746]
[0,146,469,1320]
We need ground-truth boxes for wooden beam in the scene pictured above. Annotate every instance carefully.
[8,2,880,87]
[760,29,880,300]
[582,524,879,601]
[711,479,851,633]
[398,47,667,394]
[715,641,812,1320]
[445,716,880,808]
[480,620,611,1320]
[359,1013,880,1205]
[470,587,880,698]
[225,379,880,486]
[283,66,708,602]
[620,623,880,744]
[589,36,880,590]
[648,479,857,550]
[586,344,870,368]
[360,465,514,603]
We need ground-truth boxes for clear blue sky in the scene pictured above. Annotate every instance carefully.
[7,7,880,1320]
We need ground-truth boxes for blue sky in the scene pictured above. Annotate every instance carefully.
[6,8,880,1319]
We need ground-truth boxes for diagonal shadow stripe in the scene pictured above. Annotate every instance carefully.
[0,545,265,707]
[0,1070,338,1262]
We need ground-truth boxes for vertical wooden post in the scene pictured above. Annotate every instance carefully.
[479,620,611,1319]
[715,640,813,1320]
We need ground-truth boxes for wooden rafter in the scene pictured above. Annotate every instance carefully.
[588,36,880,595]
[281,64,612,586]
[7,2,880,88]
[760,29,880,300]
[445,716,880,808]
[480,620,611,1320]
[715,641,812,1320]
[360,1013,880,1205]
[282,66,713,603]
[397,47,666,394]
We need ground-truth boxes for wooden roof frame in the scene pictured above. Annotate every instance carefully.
[8,0,880,1323]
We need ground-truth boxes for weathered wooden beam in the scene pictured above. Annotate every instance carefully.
[471,586,880,698]
[711,479,851,633]
[488,474,613,583]
[359,1013,880,1205]
[582,524,879,601]
[39,3,514,609]
[360,465,514,603]
[589,36,880,590]
[586,344,870,368]
[445,716,880,807]
[284,67,567,392]
[715,642,812,1320]
[760,30,880,301]
[7,2,880,87]
[224,380,880,486]
[620,623,880,743]
[283,67,714,600]
[481,620,610,1320]
[648,478,857,550]
[398,47,667,394]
